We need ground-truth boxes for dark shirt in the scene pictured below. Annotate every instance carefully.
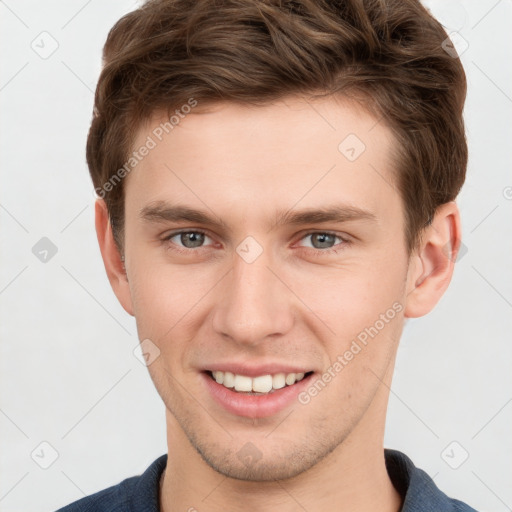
[56,449,478,511]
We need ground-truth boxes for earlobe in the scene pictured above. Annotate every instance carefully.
[94,199,134,316]
[404,202,462,318]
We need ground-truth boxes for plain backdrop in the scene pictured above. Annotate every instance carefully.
[1,1,511,511]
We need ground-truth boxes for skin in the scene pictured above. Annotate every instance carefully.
[95,94,461,512]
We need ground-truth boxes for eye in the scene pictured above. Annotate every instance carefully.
[296,231,349,253]
[163,230,213,251]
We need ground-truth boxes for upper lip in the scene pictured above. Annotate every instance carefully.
[203,362,313,377]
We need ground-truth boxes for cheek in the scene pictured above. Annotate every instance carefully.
[289,257,406,332]
[127,253,219,342]
[285,258,407,395]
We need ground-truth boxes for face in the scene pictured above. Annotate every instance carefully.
[121,95,413,481]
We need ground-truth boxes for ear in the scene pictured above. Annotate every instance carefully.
[95,199,134,316]
[404,201,462,318]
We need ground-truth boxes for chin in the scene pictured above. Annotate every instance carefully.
[199,451,313,482]
[189,429,346,482]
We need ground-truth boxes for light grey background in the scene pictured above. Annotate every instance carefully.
[1,1,511,511]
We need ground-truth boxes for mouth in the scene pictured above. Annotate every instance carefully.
[201,368,315,418]
[207,370,314,395]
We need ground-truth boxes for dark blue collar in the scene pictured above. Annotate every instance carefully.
[385,449,478,511]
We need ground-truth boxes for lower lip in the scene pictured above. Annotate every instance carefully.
[201,372,314,418]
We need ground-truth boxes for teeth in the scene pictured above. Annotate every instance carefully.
[285,373,296,386]
[211,370,308,393]
[252,375,273,393]
[234,375,252,392]
[272,373,286,390]
[223,371,235,388]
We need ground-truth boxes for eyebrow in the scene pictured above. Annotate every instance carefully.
[139,201,377,231]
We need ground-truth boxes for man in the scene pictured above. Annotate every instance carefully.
[57,0,478,510]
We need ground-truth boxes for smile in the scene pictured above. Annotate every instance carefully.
[209,370,310,394]
[202,365,315,417]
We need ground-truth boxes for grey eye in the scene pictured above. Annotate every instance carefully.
[302,233,339,250]
[172,231,207,249]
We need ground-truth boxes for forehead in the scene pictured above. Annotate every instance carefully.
[125,95,400,226]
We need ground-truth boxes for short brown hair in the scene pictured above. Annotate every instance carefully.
[87,0,467,255]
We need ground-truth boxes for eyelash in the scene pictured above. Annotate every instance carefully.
[161,229,351,256]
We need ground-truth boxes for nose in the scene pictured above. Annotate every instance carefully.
[211,243,294,348]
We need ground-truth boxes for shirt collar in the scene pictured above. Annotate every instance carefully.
[385,448,476,511]
[137,450,476,511]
